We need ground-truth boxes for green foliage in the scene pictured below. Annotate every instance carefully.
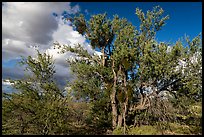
[112,127,124,135]
[113,125,158,135]
[128,125,158,135]
[3,51,74,135]
[19,50,56,83]
[167,123,192,135]
[3,5,202,135]
[113,122,201,135]
[56,5,201,134]
[74,14,87,35]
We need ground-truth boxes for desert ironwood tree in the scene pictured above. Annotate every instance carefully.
[55,6,202,134]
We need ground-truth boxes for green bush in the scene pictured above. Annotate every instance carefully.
[112,123,201,135]
[167,122,192,135]
[112,127,124,135]
[112,125,159,135]
[128,125,159,135]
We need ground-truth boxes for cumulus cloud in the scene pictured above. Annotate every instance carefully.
[2,2,81,60]
[2,2,80,44]
[50,18,94,54]
[2,2,94,88]
[2,79,14,86]
[2,39,37,61]
[45,18,95,86]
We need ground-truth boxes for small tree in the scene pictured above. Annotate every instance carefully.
[2,51,72,135]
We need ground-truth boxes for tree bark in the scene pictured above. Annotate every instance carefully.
[102,46,105,66]
[117,114,123,127]
[111,60,118,129]
[123,72,128,134]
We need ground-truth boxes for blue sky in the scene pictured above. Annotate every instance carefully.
[2,2,202,92]
[73,2,202,44]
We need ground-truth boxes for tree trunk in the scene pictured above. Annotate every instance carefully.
[110,91,117,129]
[111,60,118,129]
[123,72,128,134]
[117,114,123,128]
[102,46,105,66]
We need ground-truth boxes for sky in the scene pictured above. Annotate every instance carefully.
[2,2,202,92]
[74,2,202,43]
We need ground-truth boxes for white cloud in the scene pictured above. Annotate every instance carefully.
[51,18,94,54]
[2,2,79,85]
[2,39,37,61]
[52,18,86,46]
[166,46,172,53]
[2,79,14,86]
[2,2,95,88]
[2,2,81,59]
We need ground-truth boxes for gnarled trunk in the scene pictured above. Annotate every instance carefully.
[117,114,123,127]
[111,60,118,129]
[102,46,105,66]
[122,71,128,134]
[110,90,117,129]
